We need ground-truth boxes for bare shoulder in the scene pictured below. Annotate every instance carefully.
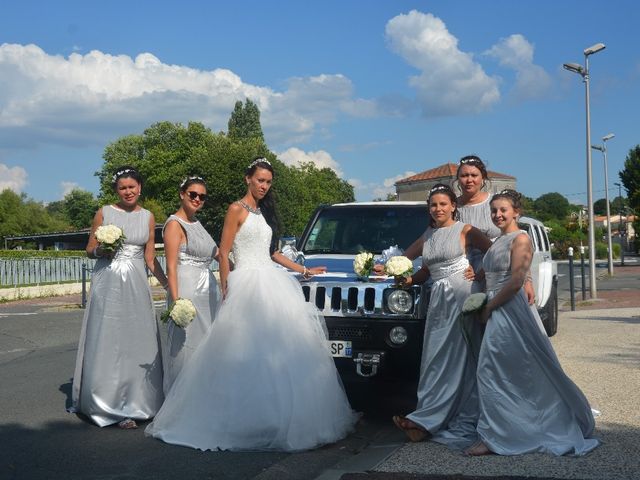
[513,232,532,248]
[226,201,244,215]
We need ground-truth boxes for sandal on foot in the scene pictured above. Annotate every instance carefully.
[117,418,138,429]
[392,415,428,442]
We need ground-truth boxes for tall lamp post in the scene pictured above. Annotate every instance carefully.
[564,42,606,299]
[592,133,615,275]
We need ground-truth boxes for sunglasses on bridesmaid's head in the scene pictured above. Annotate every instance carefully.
[186,191,208,201]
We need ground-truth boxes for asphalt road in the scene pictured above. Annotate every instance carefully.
[0,305,409,480]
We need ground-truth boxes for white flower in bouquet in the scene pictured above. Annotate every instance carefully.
[161,298,197,328]
[462,292,488,314]
[353,252,374,277]
[95,224,126,253]
[384,255,413,278]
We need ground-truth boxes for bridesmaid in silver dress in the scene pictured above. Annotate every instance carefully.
[393,184,491,448]
[70,166,167,429]
[465,189,598,456]
[162,176,220,395]
[455,155,535,303]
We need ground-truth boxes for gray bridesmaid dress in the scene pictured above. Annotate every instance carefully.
[457,195,500,274]
[406,221,481,448]
[162,215,220,395]
[70,206,163,426]
[477,231,599,455]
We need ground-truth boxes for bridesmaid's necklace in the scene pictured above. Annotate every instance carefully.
[238,200,261,215]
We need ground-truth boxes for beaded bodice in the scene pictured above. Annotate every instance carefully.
[232,212,273,270]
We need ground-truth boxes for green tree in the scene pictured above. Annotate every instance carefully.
[593,198,608,216]
[619,145,640,212]
[533,192,571,221]
[227,99,265,143]
[0,189,70,247]
[62,189,99,229]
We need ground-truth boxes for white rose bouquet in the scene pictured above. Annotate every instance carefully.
[384,255,413,278]
[459,292,488,363]
[353,252,374,278]
[95,224,126,254]
[462,292,488,314]
[161,298,197,328]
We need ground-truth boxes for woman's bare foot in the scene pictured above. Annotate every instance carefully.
[117,418,138,429]
[392,415,428,442]
[464,440,492,456]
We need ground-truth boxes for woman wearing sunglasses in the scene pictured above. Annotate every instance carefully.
[161,175,220,395]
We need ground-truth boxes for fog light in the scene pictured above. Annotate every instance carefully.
[387,289,413,314]
[389,326,408,345]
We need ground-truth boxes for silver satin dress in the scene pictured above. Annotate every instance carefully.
[457,195,500,274]
[477,231,599,455]
[407,221,481,448]
[70,206,163,426]
[162,215,220,395]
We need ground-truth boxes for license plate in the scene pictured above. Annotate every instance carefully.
[329,340,352,358]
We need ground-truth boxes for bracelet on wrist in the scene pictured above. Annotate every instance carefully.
[92,246,101,258]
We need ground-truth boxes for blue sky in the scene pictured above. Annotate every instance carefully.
[0,0,638,205]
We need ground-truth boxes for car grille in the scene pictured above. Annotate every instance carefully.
[328,326,372,342]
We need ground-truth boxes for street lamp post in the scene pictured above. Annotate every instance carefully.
[592,132,615,275]
[564,42,605,299]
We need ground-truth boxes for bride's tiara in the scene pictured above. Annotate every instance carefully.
[429,185,450,194]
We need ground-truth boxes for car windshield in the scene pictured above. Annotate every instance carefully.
[302,205,428,254]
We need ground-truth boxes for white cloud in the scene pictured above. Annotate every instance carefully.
[60,181,80,197]
[278,147,343,176]
[484,34,552,100]
[351,171,417,200]
[0,163,28,192]
[385,11,500,117]
[0,43,378,149]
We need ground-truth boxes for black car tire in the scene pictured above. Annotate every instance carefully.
[541,282,558,337]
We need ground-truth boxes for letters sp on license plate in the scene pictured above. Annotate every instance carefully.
[329,340,352,358]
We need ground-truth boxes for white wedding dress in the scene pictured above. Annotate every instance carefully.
[146,209,358,451]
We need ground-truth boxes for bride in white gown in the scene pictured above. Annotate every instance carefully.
[146,157,358,451]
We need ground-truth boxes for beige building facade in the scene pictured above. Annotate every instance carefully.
[395,163,516,201]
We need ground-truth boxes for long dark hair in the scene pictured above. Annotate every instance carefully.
[427,183,460,227]
[246,157,281,254]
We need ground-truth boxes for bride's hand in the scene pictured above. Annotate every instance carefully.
[303,266,327,279]
[372,264,385,276]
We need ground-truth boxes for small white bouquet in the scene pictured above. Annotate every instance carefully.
[161,298,196,328]
[459,292,488,363]
[384,255,413,278]
[462,292,488,315]
[95,224,126,254]
[353,251,374,278]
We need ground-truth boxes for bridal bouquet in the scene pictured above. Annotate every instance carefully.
[95,224,126,254]
[459,292,488,363]
[161,298,196,328]
[353,251,374,278]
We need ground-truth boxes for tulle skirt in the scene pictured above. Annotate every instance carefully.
[146,264,358,451]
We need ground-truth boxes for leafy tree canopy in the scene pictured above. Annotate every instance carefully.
[96,120,354,240]
[532,192,571,221]
[0,189,70,247]
[227,99,264,143]
[619,145,640,212]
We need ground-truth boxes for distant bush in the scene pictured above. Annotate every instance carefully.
[0,250,87,259]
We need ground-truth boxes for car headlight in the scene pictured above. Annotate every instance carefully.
[389,326,408,345]
[386,289,413,314]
